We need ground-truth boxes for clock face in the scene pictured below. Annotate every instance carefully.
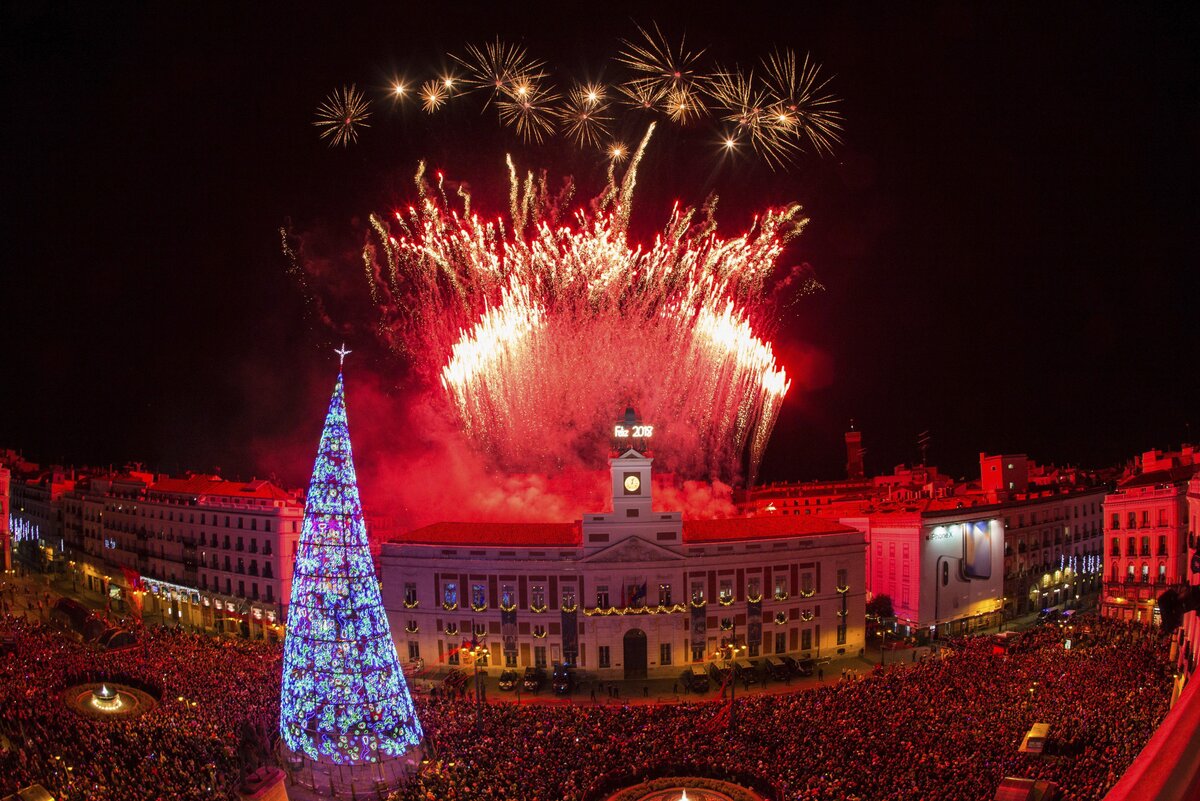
[623,473,641,494]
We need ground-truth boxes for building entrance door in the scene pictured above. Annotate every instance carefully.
[623,629,648,680]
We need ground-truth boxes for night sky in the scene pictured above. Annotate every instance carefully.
[2,3,1197,490]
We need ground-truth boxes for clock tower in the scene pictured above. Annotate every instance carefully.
[610,405,653,518]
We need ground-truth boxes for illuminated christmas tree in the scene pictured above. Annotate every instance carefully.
[280,348,422,766]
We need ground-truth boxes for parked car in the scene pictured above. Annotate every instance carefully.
[551,664,575,695]
[497,669,520,691]
[794,658,815,677]
[522,666,546,693]
[681,665,710,693]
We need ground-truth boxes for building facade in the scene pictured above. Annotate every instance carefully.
[1102,447,1199,624]
[46,470,304,639]
[381,423,867,679]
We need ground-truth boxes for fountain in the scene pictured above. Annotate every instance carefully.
[90,684,124,712]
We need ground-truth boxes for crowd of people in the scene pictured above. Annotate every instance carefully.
[391,616,1173,801]
[0,608,1175,801]
[0,616,280,801]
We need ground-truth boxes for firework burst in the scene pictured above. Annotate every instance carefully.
[761,48,844,155]
[559,85,613,147]
[496,79,561,143]
[455,38,548,107]
[314,85,371,147]
[359,128,804,483]
[617,23,706,99]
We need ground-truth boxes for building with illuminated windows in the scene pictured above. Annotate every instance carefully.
[1101,446,1200,624]
[380,409,866,679]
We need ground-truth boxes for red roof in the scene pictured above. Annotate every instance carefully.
[149,476,294,502]
[682,515,855,543]
[1118,463,1200,490]
[395,521,581,547]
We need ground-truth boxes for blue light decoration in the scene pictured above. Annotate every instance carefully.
[280,365,422,764]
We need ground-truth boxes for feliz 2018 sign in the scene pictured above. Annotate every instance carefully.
[614,424,654,438]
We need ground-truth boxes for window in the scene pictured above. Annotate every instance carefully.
[501,584,515,608]
[263,563,273,579]
[443,582,458,608]
[773,575,788,600]
[1127,537,1136,556]
[265,520,271,533]
[1141,536,1151,557]
[237,558,245,574]
[598,646,611,668]
[561,585,576,609]
[504,651,517,668]
[1127,563,1136,581]
[747,576,762,600]
[801,629,812,651]
[692,641,706,662]
[1141,563,1150,584]
[774,632,786,654]
[658,583,672,605]
[404,583,418,605]
[265,585,273,602]
[250,519,257,531]
[534,646,547,668]
[596,586,610,608]
[660,642,672,665]
[1110,539,1120,557]
[448,648,460,666]
[238,580,245,597]
[836,568,848,588]
[719,580,734,604]
[531,584,546,610]
[690,581,705,606]
[408,641,420,660]
[249,559,258,576]
[836,624,847,645]
[1127,513,1137,529]
[1158,535,1168,556]
[471,583,487,609]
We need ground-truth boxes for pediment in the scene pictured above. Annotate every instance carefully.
[618,449,645,459]
[583,535,683,563]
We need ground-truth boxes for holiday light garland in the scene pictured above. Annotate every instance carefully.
[279,369,423,765]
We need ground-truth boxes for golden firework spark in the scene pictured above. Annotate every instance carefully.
[313,84,371,147]
[559,85,613,147]
[761,48,843,155]
[455,38,548,107]
[420,79,449,113]
[706,68,796,168]
[617,22,706,97]
[616,79,668,112]
[496,79,560,143]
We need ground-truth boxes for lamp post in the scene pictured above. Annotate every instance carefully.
[713,620,746,735]
[464,627,488,733]
[878,625,889,666]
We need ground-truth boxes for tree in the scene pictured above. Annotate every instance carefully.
[279,366,423,765]
[866,594,895,621]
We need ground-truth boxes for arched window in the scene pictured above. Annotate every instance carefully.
[1158,562,1167,583]
[1141,563,1150,584]
[1127,563,1136,581]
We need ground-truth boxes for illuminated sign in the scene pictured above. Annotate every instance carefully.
[614,424,654,438]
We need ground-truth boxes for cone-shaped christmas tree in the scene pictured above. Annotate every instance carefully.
[280,355,422,765]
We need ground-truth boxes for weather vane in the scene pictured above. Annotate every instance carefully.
[335,343,352,367]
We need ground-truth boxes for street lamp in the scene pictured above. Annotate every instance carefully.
[712,620,746,734]
[463,627,488,733]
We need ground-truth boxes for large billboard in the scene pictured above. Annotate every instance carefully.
[921,518,1004,629]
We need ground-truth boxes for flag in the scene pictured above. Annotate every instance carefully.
[629,581,647,607]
